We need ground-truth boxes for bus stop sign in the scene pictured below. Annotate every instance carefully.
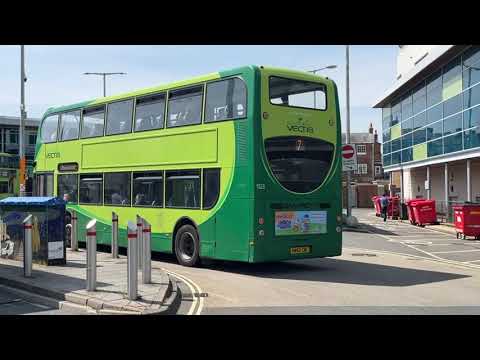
[342,144,357,171]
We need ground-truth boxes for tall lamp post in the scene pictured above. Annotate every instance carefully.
[308,65,337,108]
[345,45,352,218]
[19,45,27,196]
[83,72,127,97]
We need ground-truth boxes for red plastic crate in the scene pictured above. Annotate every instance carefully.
[453,204,480,240]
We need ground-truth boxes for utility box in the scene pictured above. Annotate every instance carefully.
[0,197,67,266]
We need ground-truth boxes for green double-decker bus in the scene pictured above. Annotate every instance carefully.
[33,65,342,266]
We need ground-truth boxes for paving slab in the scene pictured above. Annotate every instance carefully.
[0,248,177,315]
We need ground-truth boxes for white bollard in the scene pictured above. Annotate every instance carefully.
[112,212,118,258]
[136,215,143,270]
[23,215,33,278]
[142,219,151,284]
[86,219,97,292]
[71,210,78,251]
[127,221,138,300]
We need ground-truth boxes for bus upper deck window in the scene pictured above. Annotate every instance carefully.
[269,77,327,111]
[205,78,247,122]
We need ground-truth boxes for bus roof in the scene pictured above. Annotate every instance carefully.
[42,65,331,118]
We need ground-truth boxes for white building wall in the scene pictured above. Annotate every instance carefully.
[409,167,427,199]
[402,168,413,200]
[397,45,439,79]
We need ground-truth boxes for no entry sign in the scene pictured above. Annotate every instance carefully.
[342,144,357,171]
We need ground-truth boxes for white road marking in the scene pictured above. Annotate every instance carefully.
[163,269,204,315]
[430,249,480,254]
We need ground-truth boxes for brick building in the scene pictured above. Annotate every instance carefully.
[342,123,384,183]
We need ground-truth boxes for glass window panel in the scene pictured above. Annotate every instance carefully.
[165,170,201,208]
[79,174,103,204]
[383,154,391,167]
[203,168,220,209]
[463,66,480,89]
[413,112,426,130]
[57,174,78,203]
[41,115,59,143]
[391,138,401,152]
[443,132,463,154]
[443,113,463,136]
[59,111,80,141]
[412,82,426,115]
[464,127,480,149]
[206,78,247,122]
[426,121,443,141]
[35,173,54,196]
[464,83,480,109]
[443,93,462,117]
[383,141,391,154]
[464,106,480,129]
[133,172,163,207]
[401,133,413,149]
[428,138,443,157]
[391,151,401,165]
[106,100,133,135]
[413,128,426,145]
[462,46,480,70]
[81,106,105,138]
[442,57,462,100]
[383,128,391,142]
[402,148,413,163]
[269,77,327,110]
[401,118,413,135]
[401,93,413,120]
[382,107,391,129]
[134,94,165,132]
[426,103,442,125]
[426,70,443,107]
[391,101,401,126]
[104,172,131,206]
[167,86,203,128]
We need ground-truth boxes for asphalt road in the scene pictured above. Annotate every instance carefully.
[150,209,480,315]
[0,285,87,315]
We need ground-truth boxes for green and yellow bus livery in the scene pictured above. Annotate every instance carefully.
[34,65,342,266]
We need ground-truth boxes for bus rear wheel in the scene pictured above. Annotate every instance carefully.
[174,225,200,267]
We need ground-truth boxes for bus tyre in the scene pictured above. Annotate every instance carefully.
[174,225,200,267]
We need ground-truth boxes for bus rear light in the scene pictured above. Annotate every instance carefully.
[336,215,342,223]
[259,217,264,225]
[262,112,269,119]
[258,230,264,236]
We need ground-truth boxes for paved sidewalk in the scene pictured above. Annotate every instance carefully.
[0,249,179,315]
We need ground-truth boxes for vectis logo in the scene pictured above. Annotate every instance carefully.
[286,118,313,134]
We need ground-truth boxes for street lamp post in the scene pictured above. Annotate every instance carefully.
[345,45,352,218]
[308,65,337,108]
[19,45,27,196]
[83,72,127,97]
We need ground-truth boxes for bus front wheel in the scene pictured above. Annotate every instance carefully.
[174,225,200,267]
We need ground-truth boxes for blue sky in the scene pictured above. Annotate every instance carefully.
[0,45,397,139]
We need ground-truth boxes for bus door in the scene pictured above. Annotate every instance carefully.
[34,173,54,196]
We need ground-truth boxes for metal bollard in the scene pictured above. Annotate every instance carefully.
[142,219,151,284]
[127,221,138,300]
[71,210,78,251]
[23,215,33,278]
[86,219,97,292]
[136,215,143,270]
[112,212,118,258]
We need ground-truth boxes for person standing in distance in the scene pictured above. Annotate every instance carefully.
[380,192,389,222]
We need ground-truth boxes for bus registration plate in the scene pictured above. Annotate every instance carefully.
[290,246,311,255]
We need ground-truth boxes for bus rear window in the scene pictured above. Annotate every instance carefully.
[269,77,326,110]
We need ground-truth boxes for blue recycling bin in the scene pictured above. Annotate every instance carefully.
[0,197,67,266]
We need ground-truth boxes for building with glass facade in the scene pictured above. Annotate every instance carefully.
[374,45,480,220]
